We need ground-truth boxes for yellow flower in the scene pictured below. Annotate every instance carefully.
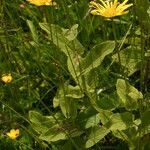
[90,0,133,18]
[1,74,13,83]
[6,129,20,140]
[27,0,57,6]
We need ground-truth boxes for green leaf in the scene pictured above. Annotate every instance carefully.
[63,24,78,41]
[85,126,110,148]
[67,55,82,83]
[60,96,77,119]
[105,112,134,131]
[39,23,72,55]
[79,41,115,76]
[77,107,100,129]
[27,20,38,43]
[112,46,141,76]
[147,6,150,17]
[53,84,81,118]
[39,125,66,142]
[99,110,113,125]
[29,112,70,142]
[116,79,143,110]
[112,118,146,150]
[39,23,114,86]
[29,111,56,134]
[53,85,84,108]
[113,129,137,150]
[88,91,119,115]
[79,113,100,129]
[39,23,84,82]
[65,85,84,99]
[39,23,84,56]
[84,114,100,129]
[39,124,83,142]
[53,97,60,108]
[97,92,120,110]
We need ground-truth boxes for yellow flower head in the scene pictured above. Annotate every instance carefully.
[1,74,13,83]
[90,0,133,18]
[27,0,57,6]
[6,129,20,140]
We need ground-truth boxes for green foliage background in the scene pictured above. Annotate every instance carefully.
[0,0,150,149]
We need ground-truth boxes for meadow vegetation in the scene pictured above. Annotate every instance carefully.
[0,0,150,149]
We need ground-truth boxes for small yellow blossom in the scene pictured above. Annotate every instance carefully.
[27,0,57,6]
[1,74,13,83]
[90,0,133,18]
[6,129,20,140]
